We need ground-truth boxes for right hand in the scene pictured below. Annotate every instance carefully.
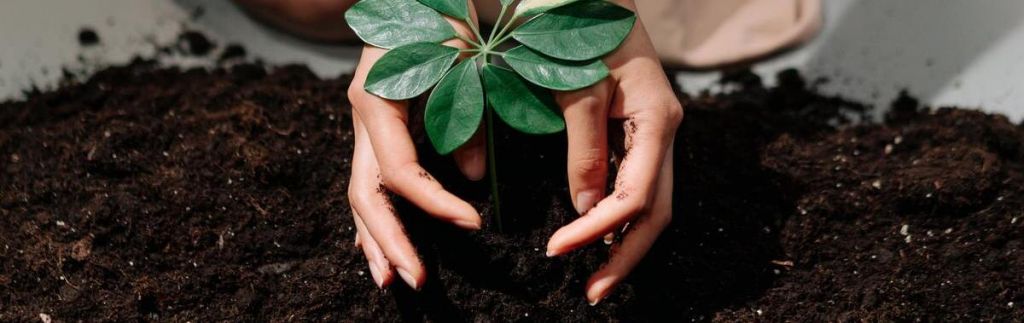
[346,11,485,290]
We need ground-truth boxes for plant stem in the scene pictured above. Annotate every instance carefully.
[489,14,520,49]
[455,34,482,48]
[465,18,486,49]
[485,103,502,232]
[490,32,515,49]
[487,4,509,44]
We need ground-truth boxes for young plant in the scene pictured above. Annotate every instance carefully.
[346,0,636,230]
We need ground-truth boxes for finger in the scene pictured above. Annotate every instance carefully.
[546,108,675,256]
[353,209,393,288]
[348,112,426,290]
[453,125,485,181]
[586,147,674,305]
[555,80,612,215]
[349,46,481,230]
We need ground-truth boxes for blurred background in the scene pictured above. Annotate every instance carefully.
[1,0,1023,121]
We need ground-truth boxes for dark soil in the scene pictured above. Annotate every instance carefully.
[77,28,100,47]
[177,31,215,56]
[1,63,1022,322]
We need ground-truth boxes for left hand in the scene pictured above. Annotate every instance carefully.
[544,0,683,305]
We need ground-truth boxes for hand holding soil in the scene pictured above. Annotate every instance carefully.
[544,0,683,304]
[345,6,485,292]
[344,0,683,304]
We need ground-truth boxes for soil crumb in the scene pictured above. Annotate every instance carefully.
[77,28,100,46]
[177,30,215,56]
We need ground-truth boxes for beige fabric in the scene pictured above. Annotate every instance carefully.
[636,0,822,68]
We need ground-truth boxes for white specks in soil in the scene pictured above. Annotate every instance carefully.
[894,136,903,145]
[1012,217,1018,224]
[755,309,763,316]
[899,224,909,236]
[358,270,365,276]
[945,228,953,234]
[884,144,894,155]
[39,313,52,323]
[55,221,66,227]
[1009,302,1015,308]
[10,154,20,163]
[872,180,882,189]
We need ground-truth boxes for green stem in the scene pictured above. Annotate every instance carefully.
[490,32,515,49]
[465,18,486,48]
[485,104,502,232]
[489,14,519,49]
[455,34,482,48]
[487,4,509,44]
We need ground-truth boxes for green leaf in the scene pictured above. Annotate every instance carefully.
[500,0,515,7]
[512,0,636,61]
[417,0,469,20]
[482,64,565,134]
[346,0,456,49]
[425,60,485,154]
[365,43,460,100]
[503,45,608,91]
[514,0,584,17]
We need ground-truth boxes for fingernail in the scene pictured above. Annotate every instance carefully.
[368,262,384,288]
[575,190,601,215]
[396,268,419,291]
[455,219,481,230]
[603,233,614,245]
[545,248,558,257]
[589,297,601,306]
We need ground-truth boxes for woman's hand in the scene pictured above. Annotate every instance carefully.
[545,0,683,305]
[346,14,485,290]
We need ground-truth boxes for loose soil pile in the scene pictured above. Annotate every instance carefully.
[1,63,1021,322]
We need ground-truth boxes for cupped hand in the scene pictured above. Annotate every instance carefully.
[544,0,684,305]
[346,12,486,290]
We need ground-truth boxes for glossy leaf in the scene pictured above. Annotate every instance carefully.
[482,64,565,134]
[346,0,456,49]
[503,45,608,91]
[425,60,485,154]
[418,0,469,19]
[514,0,584,17]
[365,43,460,100]
[512,0,636,61]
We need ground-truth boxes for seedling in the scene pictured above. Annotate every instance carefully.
[346,0,636,230]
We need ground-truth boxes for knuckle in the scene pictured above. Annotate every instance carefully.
[663,99,684,127]
[346,83,368,105]
[347,185,374,210]
[570,149,608,178]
